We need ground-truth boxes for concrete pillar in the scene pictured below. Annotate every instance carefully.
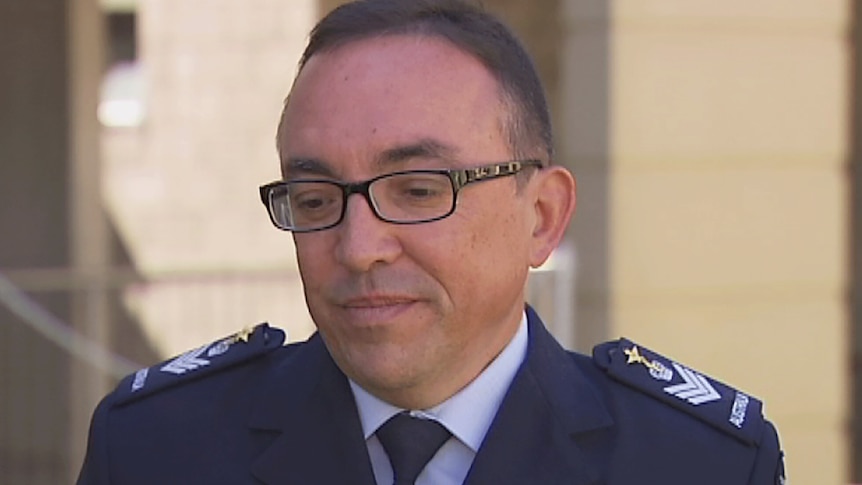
[561,1,850,484]
[0,1,94,483]
[67,0,112,480]
[0,0,115,481]
[852,0,862,479]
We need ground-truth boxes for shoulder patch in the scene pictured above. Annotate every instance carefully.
[593,338,765,446]
[113,323,286,405]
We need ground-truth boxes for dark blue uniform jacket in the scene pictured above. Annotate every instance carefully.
[78,307,785,484]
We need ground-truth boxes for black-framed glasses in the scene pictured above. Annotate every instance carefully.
[259,159,542,233]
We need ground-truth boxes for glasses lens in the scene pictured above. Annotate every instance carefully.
[371,172,455,222]
[271,181,343,231]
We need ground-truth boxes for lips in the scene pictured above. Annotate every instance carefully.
[342,295,417,308]
[338,296,419,326]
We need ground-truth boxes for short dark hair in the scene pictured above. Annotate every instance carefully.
[278,0,553,162]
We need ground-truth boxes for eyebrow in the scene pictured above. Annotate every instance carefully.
[280,138,459,179]
[281,157,335,178]
[375,139,458,167]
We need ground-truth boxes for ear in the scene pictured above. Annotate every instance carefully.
[528,166,576,268]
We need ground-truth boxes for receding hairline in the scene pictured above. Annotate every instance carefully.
[278,31,527,160]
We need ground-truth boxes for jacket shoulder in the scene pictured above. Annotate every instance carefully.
[110,323,287,406]
[591,337,770,447]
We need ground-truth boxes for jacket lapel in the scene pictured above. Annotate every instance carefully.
[464,307,615,485]
[247,335,376,485]
[245,308,615,485]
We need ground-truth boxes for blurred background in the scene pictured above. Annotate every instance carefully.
[0,0,856,483]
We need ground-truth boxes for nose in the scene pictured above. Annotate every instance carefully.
[334,193,402,272]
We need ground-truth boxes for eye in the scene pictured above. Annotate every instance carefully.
[404,185,441,199]
[389,174,450,204]
[288,183,341,220]
[294,193,327,210]
[293,191,334,209]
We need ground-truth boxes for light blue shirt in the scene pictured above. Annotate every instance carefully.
[349,312,529,485]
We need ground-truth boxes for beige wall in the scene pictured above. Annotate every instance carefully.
[562,1,851,483]
[104,0,321,355]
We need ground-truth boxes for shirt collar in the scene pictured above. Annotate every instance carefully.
[349,311,529,452]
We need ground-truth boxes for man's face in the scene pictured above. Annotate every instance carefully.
[279,35,539,408]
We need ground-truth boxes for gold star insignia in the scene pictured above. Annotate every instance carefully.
[624,345,644,364]
[232,326,254,344]
[624,345,661,372]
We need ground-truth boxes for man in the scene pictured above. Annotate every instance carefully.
[78,1,785,484]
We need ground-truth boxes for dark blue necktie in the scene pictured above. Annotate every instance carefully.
[376,412,451,485]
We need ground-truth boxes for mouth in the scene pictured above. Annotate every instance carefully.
[338,296,419,326]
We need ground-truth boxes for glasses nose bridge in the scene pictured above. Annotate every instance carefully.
[341,179,383,221]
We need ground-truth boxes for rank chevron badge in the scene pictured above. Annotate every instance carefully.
[160,344,209,375]
[663,362,722,405]
[622,345,720,405]
[114,323,286,405]
[592,338,766,445]
[160,326,257,375]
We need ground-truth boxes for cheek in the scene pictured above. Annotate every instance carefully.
[419,209,528,300]
[294,236,334,291]
[464,201,529,255]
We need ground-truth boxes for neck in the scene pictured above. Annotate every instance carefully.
[366,308,524,410]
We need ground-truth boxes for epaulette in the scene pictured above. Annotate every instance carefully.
[593,338,765,446]
[113,323,286,405]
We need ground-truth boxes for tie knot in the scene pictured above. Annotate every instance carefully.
[376,412,451,485]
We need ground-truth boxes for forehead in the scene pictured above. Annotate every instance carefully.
[278,34,511,176]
